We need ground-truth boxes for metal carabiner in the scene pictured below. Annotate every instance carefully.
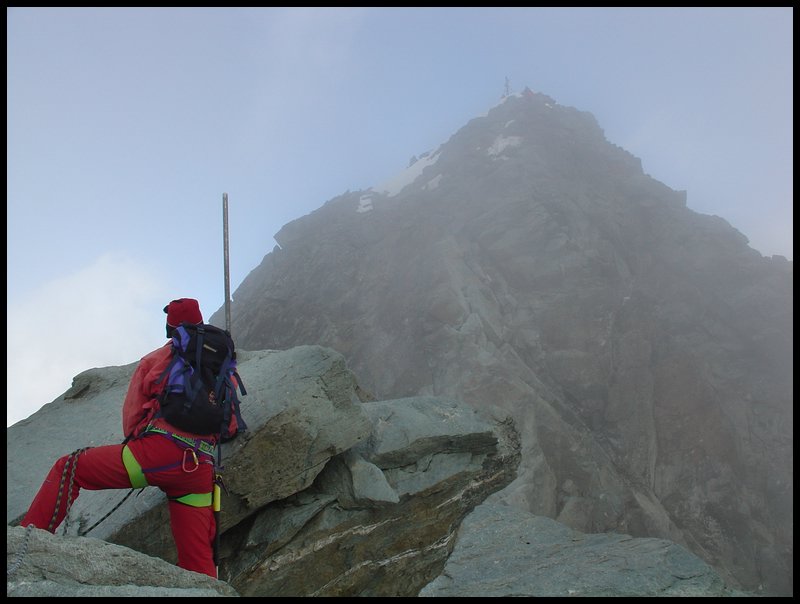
[182,448,199,473]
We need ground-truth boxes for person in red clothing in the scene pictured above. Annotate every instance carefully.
[21,298,220,578]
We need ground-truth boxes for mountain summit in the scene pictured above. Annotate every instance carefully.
[215,89,792,595]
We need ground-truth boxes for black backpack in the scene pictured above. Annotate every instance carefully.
[156,323,247,440]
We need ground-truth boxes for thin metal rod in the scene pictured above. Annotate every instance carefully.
[223,193,231,333]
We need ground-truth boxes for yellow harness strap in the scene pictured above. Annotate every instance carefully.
[173,492,213,507]
[121,445,148,488]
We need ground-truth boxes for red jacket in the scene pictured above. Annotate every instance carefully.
[122,343,217,442]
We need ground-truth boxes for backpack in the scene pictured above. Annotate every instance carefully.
[155,323,247,440]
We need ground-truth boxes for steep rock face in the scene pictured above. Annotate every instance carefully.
[7,346,519,597]
[216,91,792,595]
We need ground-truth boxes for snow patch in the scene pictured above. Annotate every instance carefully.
[376,149,441,197]
[356,193,374,213]
[487,135,522,157]
[424,174,442,191]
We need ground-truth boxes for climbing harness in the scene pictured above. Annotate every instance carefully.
[138,425,217,507]
[143,424,217,458]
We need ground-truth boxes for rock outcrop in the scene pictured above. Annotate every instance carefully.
[6,525,238,597]
[7,345,519,596]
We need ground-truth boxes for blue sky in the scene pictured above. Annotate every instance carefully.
[7,7,793,426]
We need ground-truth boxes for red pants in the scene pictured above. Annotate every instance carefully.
[21,434,217,578]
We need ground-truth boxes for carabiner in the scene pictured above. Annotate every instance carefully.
[182,448,199,473]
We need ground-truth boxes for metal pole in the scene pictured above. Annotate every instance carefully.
[223,193,232,333]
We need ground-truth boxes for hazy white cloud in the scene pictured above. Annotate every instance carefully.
[7,254,169,427]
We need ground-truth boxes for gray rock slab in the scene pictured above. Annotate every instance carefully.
[6,525,238,597]
[419,502,748,597]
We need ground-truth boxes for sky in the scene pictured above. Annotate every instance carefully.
[7,7,793,427]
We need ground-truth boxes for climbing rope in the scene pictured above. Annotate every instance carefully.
[78,489,136,536]
[6,524,35,578]
[50,447,88,534]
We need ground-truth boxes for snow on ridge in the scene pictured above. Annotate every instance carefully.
[487,135,522,157]
[375,149,441,197]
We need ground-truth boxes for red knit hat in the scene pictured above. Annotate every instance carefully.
[164,298,204,327]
